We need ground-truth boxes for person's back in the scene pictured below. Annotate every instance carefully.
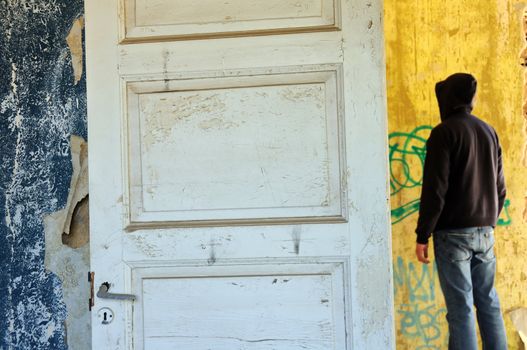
[416,114,505,241]
[414,73,508,350]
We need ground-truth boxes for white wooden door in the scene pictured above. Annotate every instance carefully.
[85,0,394,349]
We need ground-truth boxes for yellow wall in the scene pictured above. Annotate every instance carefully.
[385,1,527,349]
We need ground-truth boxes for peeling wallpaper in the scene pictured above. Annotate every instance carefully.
[0,1,87,349]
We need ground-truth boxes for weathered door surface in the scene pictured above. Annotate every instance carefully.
[85,0,394,349]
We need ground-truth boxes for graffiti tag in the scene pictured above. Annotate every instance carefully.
[394,257,448,349]
[389,125,512,226]
[398,303,447,349]
[389,126,431,224]
[393,256,437,302]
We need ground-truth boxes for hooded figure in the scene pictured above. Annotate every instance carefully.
[435,72,477,120]
[414,73,508,350]
[415,72,505,243]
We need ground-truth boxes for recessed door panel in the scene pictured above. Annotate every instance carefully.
[121,0,340,42]
[124,67,346,228]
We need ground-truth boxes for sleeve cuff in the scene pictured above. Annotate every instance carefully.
[416,232,431,244]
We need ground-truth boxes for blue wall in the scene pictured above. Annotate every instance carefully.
[0,1,86,348]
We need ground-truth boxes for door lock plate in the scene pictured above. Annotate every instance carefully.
[97,307,114,325]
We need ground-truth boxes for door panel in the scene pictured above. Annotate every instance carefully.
[86,0,394,349]
[132,262,346,350]
[121,0,340,42]
[124,65,346,227]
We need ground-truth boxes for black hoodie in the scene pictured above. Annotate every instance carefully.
[415,73,506,244]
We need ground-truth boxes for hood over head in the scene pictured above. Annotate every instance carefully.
[435,73,477,120]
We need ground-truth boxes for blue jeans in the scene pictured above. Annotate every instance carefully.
[433,226,507,350]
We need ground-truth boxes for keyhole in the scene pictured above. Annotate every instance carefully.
[98,307,114,325]
[102,311,113,324]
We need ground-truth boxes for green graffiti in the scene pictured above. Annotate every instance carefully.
[389,125,511,227]
[497,199,511,226]
[389,126,431,224]
[389,125,431,196]
[391,199,421,225]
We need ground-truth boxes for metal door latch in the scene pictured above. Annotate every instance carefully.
[97,282,136,301]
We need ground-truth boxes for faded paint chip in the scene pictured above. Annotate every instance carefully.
[198,117,239,131]
[62,195,89,249]
[62,136,89,238]
[66,17,84,85]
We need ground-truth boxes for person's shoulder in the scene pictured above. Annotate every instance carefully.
[427,122,452,146]
[430,121,452,137]
[442,114,490,131]
[470,114,499,135]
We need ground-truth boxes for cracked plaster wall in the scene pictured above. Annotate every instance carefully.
[0,0,88,349]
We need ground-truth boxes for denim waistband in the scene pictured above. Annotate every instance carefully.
[434,226,493,235]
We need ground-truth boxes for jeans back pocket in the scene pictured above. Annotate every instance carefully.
[434,232,472,262]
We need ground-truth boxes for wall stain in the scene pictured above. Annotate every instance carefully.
[207,240,217,265]
[292,226,301,255]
